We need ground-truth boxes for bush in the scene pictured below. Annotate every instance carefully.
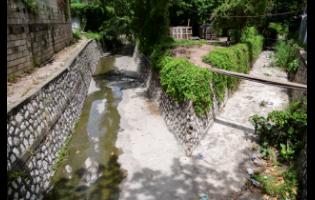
[250,97,307,162]
[268,22,289,39]
[160,57,213,117]
[274,40,301,73]
[202,27,263,102]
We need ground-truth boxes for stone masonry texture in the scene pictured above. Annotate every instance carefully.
[7,40,102,200]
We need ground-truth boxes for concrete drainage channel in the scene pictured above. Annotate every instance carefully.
[6,40,261,199]
[7,41,293,199]
[7,41,143,200]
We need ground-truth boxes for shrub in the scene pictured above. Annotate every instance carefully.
[240,27,264,60]
[202,26,263,102]
[160,57,213,117]
[274,40,301,73]
[250,97,307,162]
[268,22,289,39]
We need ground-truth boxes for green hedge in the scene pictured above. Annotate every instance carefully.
[202,27,263,102]
[160,56,213,117]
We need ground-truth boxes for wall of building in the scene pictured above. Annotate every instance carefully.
[7,0,73,77]
[7,40,103,200]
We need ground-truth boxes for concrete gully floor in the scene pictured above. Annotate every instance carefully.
[115,49,289,200]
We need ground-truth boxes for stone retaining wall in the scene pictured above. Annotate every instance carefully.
[143,58,229,155]
[7,40,103,200]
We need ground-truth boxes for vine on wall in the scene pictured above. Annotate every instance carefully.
[22,0,39,14]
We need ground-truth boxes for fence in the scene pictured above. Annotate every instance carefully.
[170,26,192,40]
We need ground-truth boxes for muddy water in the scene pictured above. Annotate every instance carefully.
[44,55,139,200]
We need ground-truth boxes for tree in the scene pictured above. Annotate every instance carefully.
[211,0,267,42]
[169,0,223,35]
[211,0,306,42]
[132,0,171,55]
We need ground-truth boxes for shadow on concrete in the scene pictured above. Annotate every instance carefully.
[120,153,256,200]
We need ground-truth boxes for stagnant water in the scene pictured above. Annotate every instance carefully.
[44,53,140,200]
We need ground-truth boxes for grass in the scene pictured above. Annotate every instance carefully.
[72,30,103,41]
[252,165,298,199]
[8,170,29,182]
[82,31,102,40]
[51,134,73,173]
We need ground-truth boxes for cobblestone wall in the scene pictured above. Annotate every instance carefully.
[7,0,72,77]
[144,59,229,155]
[7,40,102,200]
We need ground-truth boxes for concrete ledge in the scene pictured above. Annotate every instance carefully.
[7,39,92,113]
[214,117,255,133]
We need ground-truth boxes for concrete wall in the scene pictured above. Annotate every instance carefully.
[7,0,73,77]
[7,40,103,200]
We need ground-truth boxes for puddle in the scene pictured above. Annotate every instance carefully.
[44,54,140,200]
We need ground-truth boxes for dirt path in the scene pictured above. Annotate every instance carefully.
[116,46,289,199]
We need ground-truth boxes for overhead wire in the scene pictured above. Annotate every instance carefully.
[214,11,301,18]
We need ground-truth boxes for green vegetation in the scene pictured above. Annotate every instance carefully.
[70,2,104,32]
[149,38,207,70]
[133,0,171,55]
[160,57,213,117]
[252,166,298,199]
[202,27,263,102]
[268,22,289,39]
[250,98,306,162]
[169,0,221,27]
[52,135,73,173]
[70,0,133,50]
[274,39,301,73]
[22,0,38,14]
[211,0,267,42]
[83,32,103,40]
[8,170,29,183]
[250,98,306,199]
[72,31,81,41]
